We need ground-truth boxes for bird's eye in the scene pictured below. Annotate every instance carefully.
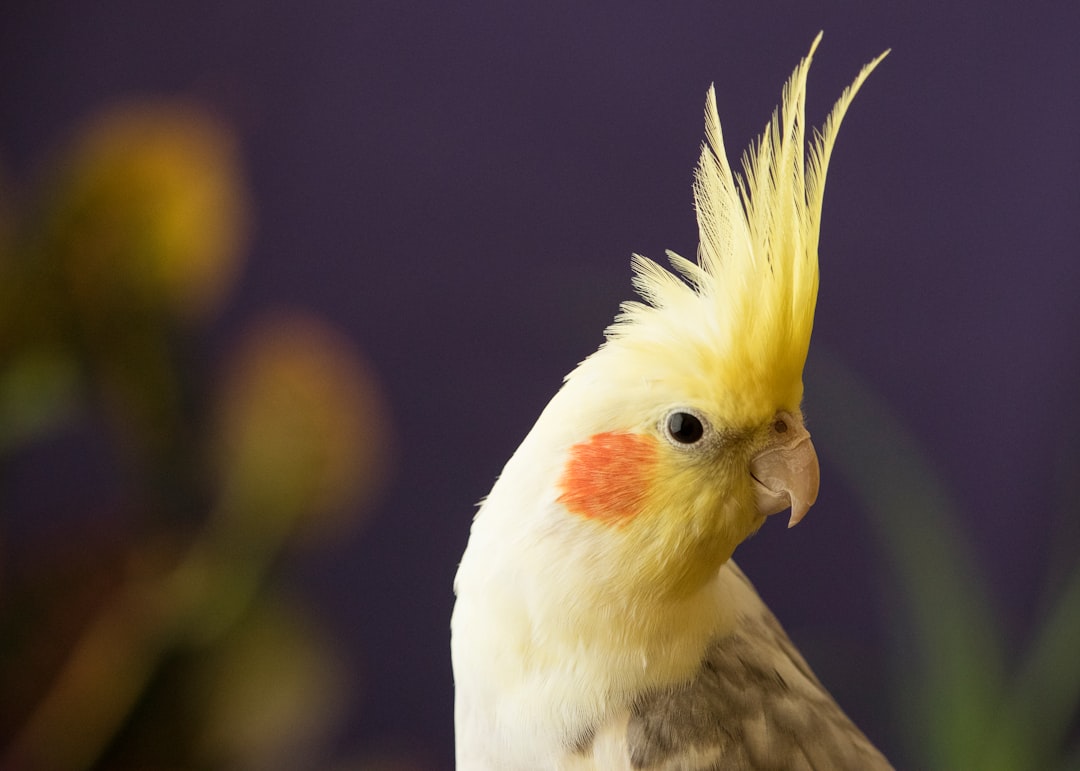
[666,411,705,444]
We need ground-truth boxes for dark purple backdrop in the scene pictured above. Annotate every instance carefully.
[3,2,1079,768]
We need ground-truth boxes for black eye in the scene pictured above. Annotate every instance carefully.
[667,411,704,444]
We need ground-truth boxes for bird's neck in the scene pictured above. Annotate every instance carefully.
[451,409,746,765]
[452,528,742,766]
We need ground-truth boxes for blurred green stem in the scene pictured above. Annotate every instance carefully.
[982,557,1080,770]
[3,499,294,770]
[807,351,1006,770]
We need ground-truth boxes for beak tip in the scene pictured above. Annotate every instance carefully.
[750,425,820,529]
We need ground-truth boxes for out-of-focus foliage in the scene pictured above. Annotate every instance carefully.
[810,352,1080,771]
[0,100,402,770]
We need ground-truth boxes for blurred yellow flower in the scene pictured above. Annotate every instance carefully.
[46,100,249,321]
[192,599,347,770]
[213,312,390,539]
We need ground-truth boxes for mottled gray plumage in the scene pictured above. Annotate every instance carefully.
[624,564,892,771]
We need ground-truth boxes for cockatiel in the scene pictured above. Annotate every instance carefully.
[452,35,891,770]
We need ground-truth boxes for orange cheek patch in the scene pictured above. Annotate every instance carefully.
[556,432,658,524]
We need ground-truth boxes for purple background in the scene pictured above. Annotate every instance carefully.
[3,2,1079,767]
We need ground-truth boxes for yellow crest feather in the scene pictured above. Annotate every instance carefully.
[606,34,887,426]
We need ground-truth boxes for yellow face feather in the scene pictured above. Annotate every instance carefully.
[600,33,888,429]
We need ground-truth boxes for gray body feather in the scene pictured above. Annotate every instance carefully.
[587,564,893,771]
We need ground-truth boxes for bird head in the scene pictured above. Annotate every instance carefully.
[463,36,886,616]
[501,35,889,602]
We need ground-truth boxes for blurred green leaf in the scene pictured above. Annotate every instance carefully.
[808,351,1005,769]
[0,348,80,451]
[985,558,1080,770]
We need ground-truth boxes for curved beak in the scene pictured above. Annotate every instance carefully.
[749,424,820,528]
